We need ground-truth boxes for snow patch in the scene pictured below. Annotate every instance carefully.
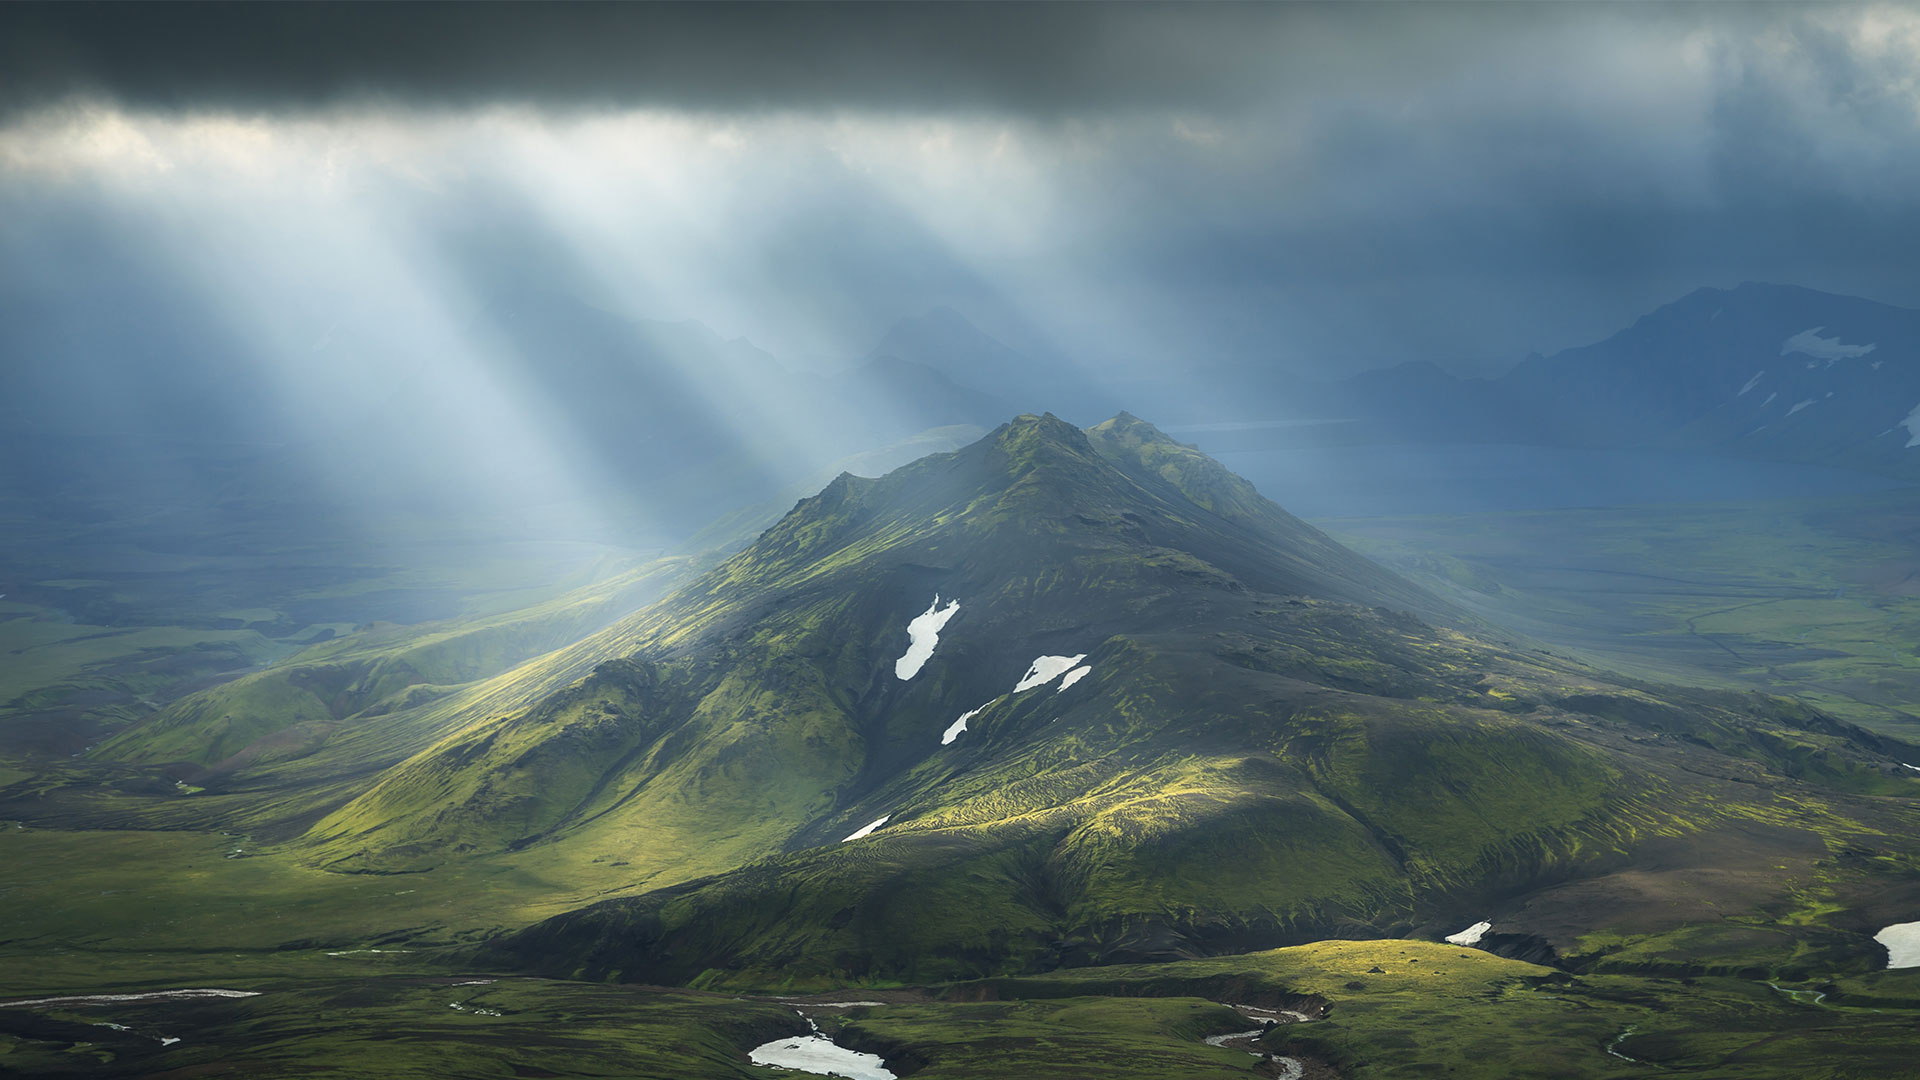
[1787,399,1816,416]
[894,596,960,680]
[1760,392,1778,408]
[841,815,890,842]
[1738,370,1765,396]
[1875,922,1920,969]
[1056,666,1092,692]
[941,706,984,746]
[750,1034,897,1080]
[1445,920,1492,946]
[1901,402,1920,448]
[1014,654,1088,693]
[1782,326,1876,363]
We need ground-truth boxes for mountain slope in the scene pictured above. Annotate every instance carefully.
[299,414,1453,874]
[1501,282,1920,460]
[238,412,1916,986]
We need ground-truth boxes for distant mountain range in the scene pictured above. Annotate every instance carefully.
[887,283,1920,482]
[11,280,1911,560]
[1333,281,1920,474]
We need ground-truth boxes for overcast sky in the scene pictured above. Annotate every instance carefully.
[5,1,1920,377]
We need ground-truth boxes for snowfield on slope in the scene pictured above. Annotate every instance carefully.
[750,1012,897,1080]
[1782,326,1876,363]
[895,596,960,680]
[1445,921,1492,946]
[942,706,984,745]
[1876,921,1920,968]
[842,815,890,842]
[1014,654,1088,693]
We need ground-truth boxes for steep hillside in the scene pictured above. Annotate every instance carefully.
[241,413,1918,985]
[299,414,1456,870]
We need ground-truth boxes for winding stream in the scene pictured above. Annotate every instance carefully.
[1204,1002,1311,1080]
[0,988,261,1008]
[1604,1025,1642,1063]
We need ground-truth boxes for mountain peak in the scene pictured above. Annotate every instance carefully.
[1085,411,1185,451]
[990,411,1089,451]
[982,412,1110,483]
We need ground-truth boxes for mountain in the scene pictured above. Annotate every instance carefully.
[178,411,1902,988]
[1499,282,1920,461]
[14,410,1920,1080]
[1295,283,1920,478]
[296,413,1450,878]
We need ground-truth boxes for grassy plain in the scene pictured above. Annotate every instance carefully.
[1324,490,1920,739]
[6,937,1919,1079]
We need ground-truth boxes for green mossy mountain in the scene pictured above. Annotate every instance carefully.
[302,415,1450,872]
[80,413,1914,987]
[10,414,1920,1080]
[246,411,1901,986]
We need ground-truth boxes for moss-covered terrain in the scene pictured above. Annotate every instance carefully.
[5,414,1919,1078]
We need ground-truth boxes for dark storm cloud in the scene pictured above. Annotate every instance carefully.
[3,1,1918,378]
[0,2,1685,119]
[0,1,1318,115]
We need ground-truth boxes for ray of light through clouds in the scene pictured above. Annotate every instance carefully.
[3,2,1920,543]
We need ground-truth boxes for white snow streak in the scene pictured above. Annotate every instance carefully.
[1056,666,1092,692]
[750,1034,896,1080]
[841,815,890,842]
[1782,326,1876,363]
[1014,654,1088,693]
[1738,370,1765,396]
[1875,922,1920,969]
[1787,399,1815,416]
[1445,920,1492,946]
[941,706,984,746]
[895,596,960,680]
